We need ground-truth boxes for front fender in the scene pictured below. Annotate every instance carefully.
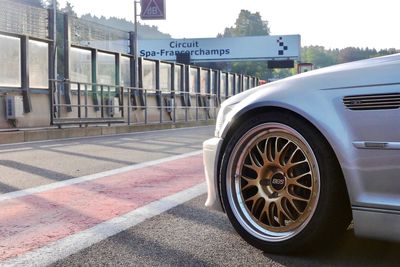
[220,88,358,205]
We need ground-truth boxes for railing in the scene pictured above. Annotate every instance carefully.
[50,80,219,127]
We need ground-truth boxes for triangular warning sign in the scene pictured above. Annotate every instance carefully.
[141,0,165,20]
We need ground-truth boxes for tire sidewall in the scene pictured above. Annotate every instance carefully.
[220,111,348,253]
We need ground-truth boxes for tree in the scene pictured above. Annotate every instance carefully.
[376,48,398,57]
[80,14,171,39]
[61,1,76,16]
[301,46,338,68]
[223,10,270,37]
[337,47,366,63]
[300,46,399,70]
[211,10,271,79]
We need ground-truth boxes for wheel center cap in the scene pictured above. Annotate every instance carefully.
[270,172,286,191]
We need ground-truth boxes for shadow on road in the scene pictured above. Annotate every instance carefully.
[50,194,400,267]
[266,229,400,267]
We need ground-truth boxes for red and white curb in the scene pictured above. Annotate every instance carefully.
[0,151,206,267]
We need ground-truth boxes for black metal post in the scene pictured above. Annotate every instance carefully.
[21,36,32,113]
[171,63,176,123]
[63,14,72,112]
[48,8,56,124]
[92,50,99,111]
[129,31,138,112]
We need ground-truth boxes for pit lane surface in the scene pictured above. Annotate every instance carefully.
[50,196,400,267]
[0,126,399,266]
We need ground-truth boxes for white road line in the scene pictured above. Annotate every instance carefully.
[38,142,81,148]
[0,150,202,202]
[0,147,32,153]
[1,182,207,267]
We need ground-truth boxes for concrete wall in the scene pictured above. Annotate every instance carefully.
[0,93,51,129]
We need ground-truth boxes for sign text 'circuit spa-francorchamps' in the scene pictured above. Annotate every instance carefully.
[139,35,300,62]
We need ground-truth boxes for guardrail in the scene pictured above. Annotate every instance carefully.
[50,80,219,127]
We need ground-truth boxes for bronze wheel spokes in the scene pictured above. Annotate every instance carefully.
[227,123,320,241]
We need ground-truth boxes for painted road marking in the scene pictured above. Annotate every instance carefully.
[2,183,206,267]
[0,150,202,202]
[0,152,206,266]
[0,147,31,153]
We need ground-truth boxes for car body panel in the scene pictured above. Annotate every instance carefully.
[204,54,400,242]
[203,137,224,211]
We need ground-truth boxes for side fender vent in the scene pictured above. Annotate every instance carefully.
[343,93,400,110]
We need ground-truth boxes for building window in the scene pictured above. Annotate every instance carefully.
[189,67,199,94]
[97,52,115,86]
[0,35,21,87]
[228,74,234,96]
[120,56,131,87]
[159,62,171,92]
[211,71,217,95]
[220,73,227,98]
[70,47,92,89]
[142,59,156,92]
[244,76,249,90]
[174,65,182,94]
[29,40,48,88]
[200,69,209,95]
[235,75,240,93]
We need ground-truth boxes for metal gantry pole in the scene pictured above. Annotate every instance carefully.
[49,0,57,125]
[133,0,140,126]
[134,1,139,90]
[53,0,57,81]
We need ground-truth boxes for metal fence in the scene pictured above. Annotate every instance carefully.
[0,1,48,39]
[51,79,218,127]
[0,1,259,129]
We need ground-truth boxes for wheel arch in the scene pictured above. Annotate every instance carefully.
[217,106,351,215]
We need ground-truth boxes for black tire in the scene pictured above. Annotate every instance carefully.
[220,111,351,253]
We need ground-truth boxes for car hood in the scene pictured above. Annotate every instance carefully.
[224,53,400,107]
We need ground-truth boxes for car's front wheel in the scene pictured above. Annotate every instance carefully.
[220,112,351,253]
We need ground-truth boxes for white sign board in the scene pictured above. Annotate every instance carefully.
[139,35,300,62]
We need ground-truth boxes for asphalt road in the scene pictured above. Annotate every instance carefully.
[51,194,400,267]
[1,126,400,267]
[0,126,212,193]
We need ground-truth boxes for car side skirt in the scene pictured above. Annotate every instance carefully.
[353,207,400,242]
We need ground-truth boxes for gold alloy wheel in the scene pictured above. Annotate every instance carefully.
[226,123,320,241]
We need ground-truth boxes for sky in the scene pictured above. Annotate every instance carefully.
[58,0,400,50]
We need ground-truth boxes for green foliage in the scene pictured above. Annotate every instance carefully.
[230,61,267,78]
[301,46,400,69]
[302,46,338,67]
[272,68,296,79]
[80,14,170,39]
[203,10,271,79]
[223,10,270,37]
[60,1,76,16]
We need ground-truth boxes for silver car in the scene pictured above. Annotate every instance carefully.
[203,54,400,253]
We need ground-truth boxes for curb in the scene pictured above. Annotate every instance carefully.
[0,120,215,145]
